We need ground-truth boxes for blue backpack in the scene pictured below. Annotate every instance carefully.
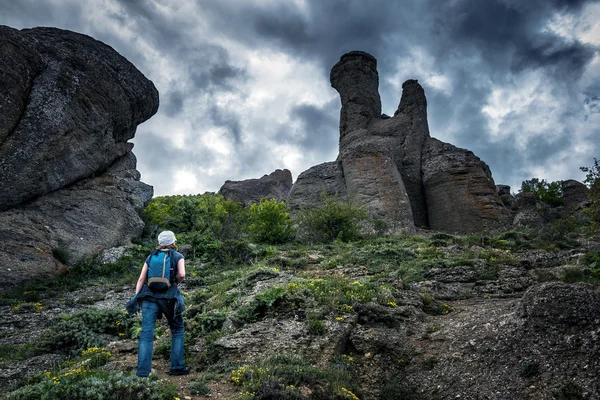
[147,249,176,292]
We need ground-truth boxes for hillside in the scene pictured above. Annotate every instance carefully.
[2,222,599,399]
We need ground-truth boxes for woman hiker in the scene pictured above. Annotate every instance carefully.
[129,230,190,377]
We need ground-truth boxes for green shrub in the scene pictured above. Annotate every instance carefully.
[34,308,131,355]
[248,198,296,244]
[581,158,600,237]
[7,371,177,400]
[308,319,327,336]
[297,193,368,243]
[190,378,211,396]
[520,178,563,207]
[144,193,248,239]
[231,353,360,399]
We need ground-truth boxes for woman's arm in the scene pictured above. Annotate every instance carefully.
[176,259,185,283]
[135,263,148,294]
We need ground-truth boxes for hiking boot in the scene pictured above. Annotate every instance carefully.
[169,367,191,376]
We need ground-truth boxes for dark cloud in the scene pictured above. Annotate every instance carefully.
[1,0,598,195]
[289,100,339,157]
[208,105,243,144]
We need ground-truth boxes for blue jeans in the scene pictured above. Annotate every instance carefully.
[136,298,185,376]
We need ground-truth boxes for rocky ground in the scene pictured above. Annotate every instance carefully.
[2,234,599,399]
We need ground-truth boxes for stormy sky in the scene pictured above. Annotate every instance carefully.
[1,0,599,196]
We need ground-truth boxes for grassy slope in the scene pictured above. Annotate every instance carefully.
[2,230,600,399]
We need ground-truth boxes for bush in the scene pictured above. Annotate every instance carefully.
[248,198,296,244]
[581,158,600,237]
[144,193,247,239]
[520,178,563,207]
[7,371,177,400]
[297,193,368,243]
[34,308,131,355]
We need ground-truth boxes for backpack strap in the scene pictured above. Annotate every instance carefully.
[168,249,177,285]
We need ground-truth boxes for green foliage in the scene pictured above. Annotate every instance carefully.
[7,371,177,400]
[52,247,70,264]
[190,310,228,336]
[248,198,296,244]
[520,178,563,207]
[144,193,248,239]
[307,319,327,336]
[231,353,360,400]
[297,193,369,243]
[581,158,600,236]
[189,378,212,396]
[34,308,131,355]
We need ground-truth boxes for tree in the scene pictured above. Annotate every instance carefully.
[247,198,296,244]
[581,158,600,234]
[520,178,563,207]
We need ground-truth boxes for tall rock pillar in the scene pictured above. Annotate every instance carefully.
[331,52,415,232]
[393,79,430,227]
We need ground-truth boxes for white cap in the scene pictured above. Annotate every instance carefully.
[158,231,176,246]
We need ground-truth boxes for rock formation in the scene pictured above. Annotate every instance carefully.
[0,26,157,287]
[219,169,293,206]
[561,179,589,209]
[288,51,508,233]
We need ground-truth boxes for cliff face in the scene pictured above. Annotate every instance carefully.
[288,51,509,233]
[0,26,157,287]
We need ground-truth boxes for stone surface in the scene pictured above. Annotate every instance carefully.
[421,138,509,232]
[286,161,347,210]
[0,26,156,287]
[219,169,293,206]
[287,51,508,233]
[0,26,158,211]
[561,179,589,209]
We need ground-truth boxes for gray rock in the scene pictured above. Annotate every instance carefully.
[0,26,156,288]
[496,185,512,196]
[98,246,128,264]
[219,169,293,206]
[330,51,381,139]
[287,51,508,233]
[286,161,347,210]
[421,138,509,233]
[561,179,589,209]
[517,282,600,327]
[0,26,158,212]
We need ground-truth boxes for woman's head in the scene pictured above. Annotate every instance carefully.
[157,230,177,250]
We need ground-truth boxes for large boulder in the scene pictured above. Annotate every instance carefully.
[286,161,347,210]
[219,169,293,206]
[561,179,589,209]
[421,138,508,232]
[0,26,157,287]
[287,51,508,233]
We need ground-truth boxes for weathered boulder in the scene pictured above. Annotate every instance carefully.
[517,282,600,328]
[0,26,158,211]
[0,26,156,287]
[287,51,508,233]
[219,169,293,206]
[421,138,508,232]
[561,179,589,209]
[286,161,347,210]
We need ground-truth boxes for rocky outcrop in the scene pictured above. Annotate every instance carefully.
[288,51,508,233]
[286,161,347,210]
[0,26,157,287]
[219,169,293,206]
[561,179,589,209]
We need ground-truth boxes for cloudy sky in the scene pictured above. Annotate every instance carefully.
[1,0,599,196]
